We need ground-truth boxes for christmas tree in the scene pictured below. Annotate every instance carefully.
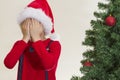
[71,0,120,80]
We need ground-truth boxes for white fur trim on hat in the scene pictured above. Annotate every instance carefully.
[17,7,53,35]
[50,33,60,41]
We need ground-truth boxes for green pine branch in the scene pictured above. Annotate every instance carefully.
[71,0,120,80]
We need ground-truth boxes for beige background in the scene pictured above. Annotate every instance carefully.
[0,0,105,80]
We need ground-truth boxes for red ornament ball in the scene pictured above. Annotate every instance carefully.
[83,61,93,67]
[105,15,116,27]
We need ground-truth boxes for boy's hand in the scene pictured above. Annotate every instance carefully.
[29,18,44,42]
[20,19,30,43]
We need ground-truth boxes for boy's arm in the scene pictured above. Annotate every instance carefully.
[4,40,28,69]
[32,40,61,70]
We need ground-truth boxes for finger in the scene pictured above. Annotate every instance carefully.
[27,18,31,28]
[27,25,30,35]
[32,18,35,28]
[29,18,32,30]
[36,20,41,27]
[32,18,38,28]
[29,19,32,30]
[21,22,25,29]
[21,22,25,30]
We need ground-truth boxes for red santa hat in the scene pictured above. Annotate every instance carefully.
[17,0,59,41]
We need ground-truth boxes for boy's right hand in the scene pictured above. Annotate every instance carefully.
[20,19,30,43]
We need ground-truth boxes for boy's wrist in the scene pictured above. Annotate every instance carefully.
[22,37,29,43]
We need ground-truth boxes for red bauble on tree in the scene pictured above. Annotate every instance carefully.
[83,61,93,67]
[105,15,116,27]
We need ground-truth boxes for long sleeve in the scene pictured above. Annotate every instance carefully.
[32,40,61,70]
[4,40,28,69]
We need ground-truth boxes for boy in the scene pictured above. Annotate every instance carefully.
[4,0,61,80]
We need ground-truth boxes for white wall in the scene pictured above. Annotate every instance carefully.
[0,0,105,80]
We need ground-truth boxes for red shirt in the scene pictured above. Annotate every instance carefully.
[4,38,61,80]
